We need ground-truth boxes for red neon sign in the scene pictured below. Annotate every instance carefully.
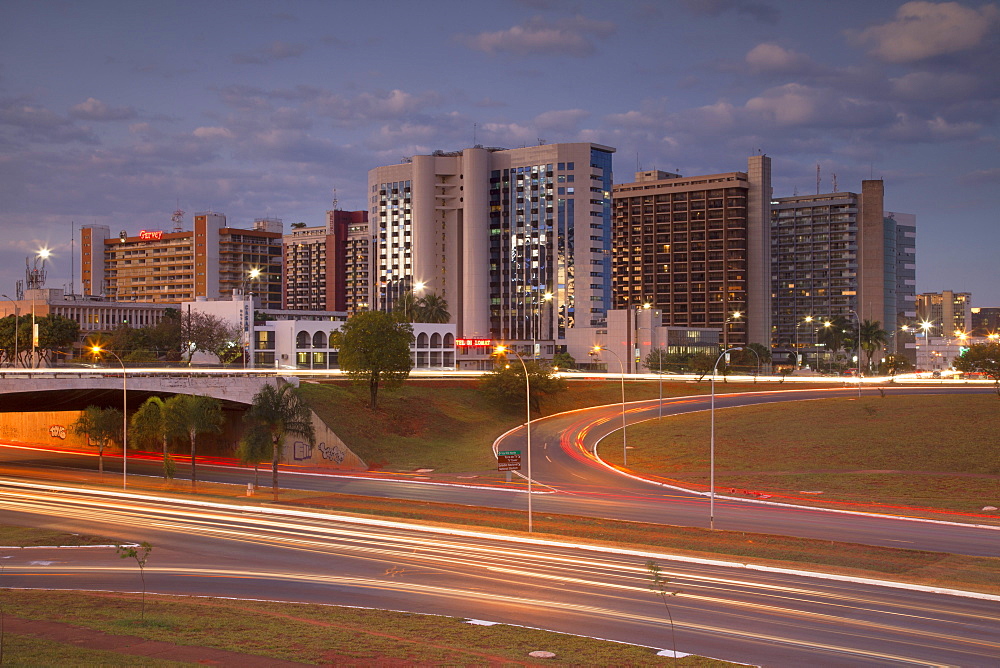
[455,338,493,347]
[139,230,164,241]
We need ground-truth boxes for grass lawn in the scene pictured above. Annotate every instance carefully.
[297,377,781,472]
[0,589,731,666]
[603,394,999,513]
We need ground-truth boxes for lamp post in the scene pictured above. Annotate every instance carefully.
[592,345,628,467]
[848,309,862,398]
[530,290,553,360]
[1,294,17,368]
[241,268,261,369]
[494,344,534,533]
[794,315,814,368]
[722,310,742,352]
[711,346,742,530]
[91,345,127,490]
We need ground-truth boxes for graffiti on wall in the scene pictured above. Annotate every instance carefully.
[49,425,67,439]
[290,440,346,464]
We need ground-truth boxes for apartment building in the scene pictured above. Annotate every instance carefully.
[283,210,368,312]
[611,155,772,352]
[771,183,918,365]
[367,143,615,361]
[81,213,283,309]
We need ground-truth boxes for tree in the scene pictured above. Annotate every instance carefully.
[169,394,224,484]
[331,311,414,409]
[71,406,123,475]
[32,314,80,367]
[115,542,152,621]
[391,291,420,323]
[242,383,315,492]
[552,351,576,370]
[646,560,681,664]
[181,310,242,365]
[130,397,176,479]
[689,352,718,382]
[479,358,567,414]
[859,320,889,372]
[415,292,450,323]
[643,348,670,374]
[955,343,1000,395]
[879,354,914,378]
[236,427,272,488]
[817,315,851,368]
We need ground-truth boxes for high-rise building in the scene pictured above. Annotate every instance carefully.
[611,156,772,351]
[81,213,283,308]
[971,306,1000,337]
[282,210,368,312]
[771,183,917,365]
[367,143,615,358]
[916,290,972,336]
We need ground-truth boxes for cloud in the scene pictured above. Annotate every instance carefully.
[745,43,817,75]
[534,109,590,133]
[890,71,981,101]
[885,113,983,142]
[457,15,615,57]
[744,83,894,128]
[851,1,1000,63]
[678,0,780,23]
[69,97,137,121]
[232,41,307,65]
[0,97,97,144]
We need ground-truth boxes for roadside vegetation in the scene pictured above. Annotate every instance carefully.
[0,589,729,666]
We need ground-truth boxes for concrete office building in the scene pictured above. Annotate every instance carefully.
[81,213,283,309]
[611,156,772,357]
[283,209,368,312]
[368,143,615,362]
[771,182,917,365]
[916,290,972,336]
[971,307,1000,337]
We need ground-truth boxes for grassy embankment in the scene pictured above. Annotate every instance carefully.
[0,530,726,666]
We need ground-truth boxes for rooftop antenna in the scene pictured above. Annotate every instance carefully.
[832,173,839,192]
[171,205,185,232]
[26,251,48,290]
[537,138,546,145]
[332,187,339,211]
[473,122,477,146]
[816,164,821,195]
[70,221,75,296]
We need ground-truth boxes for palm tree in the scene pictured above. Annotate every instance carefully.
[169,394,224,485]
[415,292,450,323]
[817,315,851,369]
[859,319,889,373]
[130,397,176,479]
[243,383,315,493]
[392,290,419,323]
[71,405,123,475]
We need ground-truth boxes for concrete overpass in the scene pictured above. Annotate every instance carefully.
[0,370,290,412]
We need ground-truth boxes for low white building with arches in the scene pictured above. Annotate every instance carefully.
[183,294,455,370]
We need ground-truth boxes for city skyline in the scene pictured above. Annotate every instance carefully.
[2,0,998,306]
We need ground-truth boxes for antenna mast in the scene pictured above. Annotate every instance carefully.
[816,164,821,195]
[171,207,185,232]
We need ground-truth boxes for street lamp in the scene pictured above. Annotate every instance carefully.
[530,290,553,360]
[710,346,742,530]
[794,315,814,368]
[494,344,534,533]
[1,294,18,368]
[90,345,127,490]
[722,310,742,351]
[848,309,862,398]
[637,318,663,419]
[592,345,628,467]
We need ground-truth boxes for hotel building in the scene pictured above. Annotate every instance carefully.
[81,213,283,309]
[367,143,615,361]
[611,156,773,355]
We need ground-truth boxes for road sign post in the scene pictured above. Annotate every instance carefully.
[497,450,522,472]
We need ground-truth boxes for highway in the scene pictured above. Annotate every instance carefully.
[1,482,998,666]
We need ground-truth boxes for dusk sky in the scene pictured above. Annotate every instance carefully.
[2,0,998,306]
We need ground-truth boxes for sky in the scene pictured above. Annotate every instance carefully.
[2,0,998,306]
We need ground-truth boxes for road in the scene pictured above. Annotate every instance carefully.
[6,385,996,556]
[1,482,998,667]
